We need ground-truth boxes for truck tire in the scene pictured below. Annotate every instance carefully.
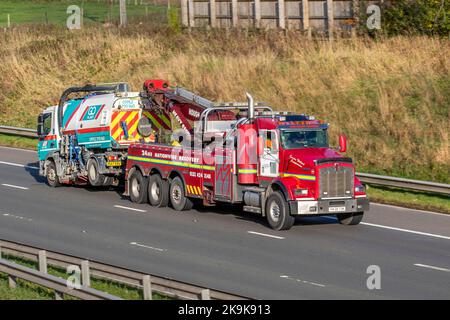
[46,161,61,188]
[87,158,105,187]
[129,170,148,204]
[148,174,169,207]
[169,176,193,211]
[337,212,364,225]
[265,191,295,231]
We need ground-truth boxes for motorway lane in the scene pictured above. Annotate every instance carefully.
[0,146,449,299]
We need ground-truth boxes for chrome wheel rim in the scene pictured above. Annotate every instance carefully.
[131,178,140,197]
[151,181,160,200]
[48,168,56,182]
[89,164,96,180]
[269,201,281,223]
[172,185,182,204]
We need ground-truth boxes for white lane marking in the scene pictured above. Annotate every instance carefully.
[0,161,39,170]
[247,231,285,240]
[361,222,450,241]
[130,242,166,252]
[0,146,36,153]
[1,212,33,222]
[280,275,326,288]
[322,216,450,241]
[1,183,29,190]
[414,264,450,273]
[114,205,147,213]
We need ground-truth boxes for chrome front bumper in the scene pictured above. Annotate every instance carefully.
[289,197,370,215]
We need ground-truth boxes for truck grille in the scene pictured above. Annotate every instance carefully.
[319,166,354,199]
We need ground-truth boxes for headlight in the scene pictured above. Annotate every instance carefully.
[294,189,309,196]
[355,185,365,193]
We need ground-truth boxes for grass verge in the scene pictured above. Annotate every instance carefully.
[366,185,450,214]
[0,134,37,150]
[0,254,169,300]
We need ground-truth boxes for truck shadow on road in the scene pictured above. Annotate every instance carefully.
[25,162,46,183]
[25,164,338,229]
[193,203,338,229]
[25,162,126,197]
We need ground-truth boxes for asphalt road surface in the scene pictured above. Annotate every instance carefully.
[0,146,449,299]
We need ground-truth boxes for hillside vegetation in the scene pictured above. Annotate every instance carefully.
[0,24,448,183]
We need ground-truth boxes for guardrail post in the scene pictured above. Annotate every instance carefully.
[142,275,152,300]
[188,0,195,28]
[38,250,47,274]
[181,0,189,27]
[0,245,2,258]
[201,288,210,300]
[231,0,238,27]
[8,275,17,289]
[302,0,311,38]
[254,0,261,28]
[326,0,334,38]
[209,0,216,28]
[278,0,285,29]
[81,260,91,287]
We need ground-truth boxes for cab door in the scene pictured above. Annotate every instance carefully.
[259,130,279,178]
[37,110,58,161]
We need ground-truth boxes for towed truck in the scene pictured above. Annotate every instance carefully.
[37,79,369,231]
[37,82,155,187]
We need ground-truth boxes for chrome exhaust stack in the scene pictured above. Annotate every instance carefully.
[246,92,254,121]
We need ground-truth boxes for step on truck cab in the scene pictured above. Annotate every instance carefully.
[125,80,369,230]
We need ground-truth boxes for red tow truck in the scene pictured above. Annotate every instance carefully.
[125,79,369,230]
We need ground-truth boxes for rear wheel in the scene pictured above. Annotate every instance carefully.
[87,158,105,187]
[337,212,364,225]
[46,161,61,188]
[265,191,295,231]
[148,174,169,207]
[129,170,148,204]
[169,177,193,211]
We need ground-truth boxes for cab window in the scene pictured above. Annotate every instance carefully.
[38,113,52,136]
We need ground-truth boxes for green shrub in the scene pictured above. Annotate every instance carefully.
[167,6,180,34]
[362,0,450,36]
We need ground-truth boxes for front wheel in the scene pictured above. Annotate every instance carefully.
[169,177,193,211]
[265,191,295,231]
[337,212,364,225]
[148,174,169,207]
[129,170,148,204]
[46,161,61,187]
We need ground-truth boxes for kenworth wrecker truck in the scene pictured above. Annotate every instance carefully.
[37,79,369,230]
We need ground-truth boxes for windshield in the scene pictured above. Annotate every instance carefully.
[281,129,328,149]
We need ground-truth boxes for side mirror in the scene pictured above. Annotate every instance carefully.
[37,114,44,137]
[339,134,347,153]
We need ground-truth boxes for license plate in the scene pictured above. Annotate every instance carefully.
[106,161,122,167]
[329,206,346,212]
